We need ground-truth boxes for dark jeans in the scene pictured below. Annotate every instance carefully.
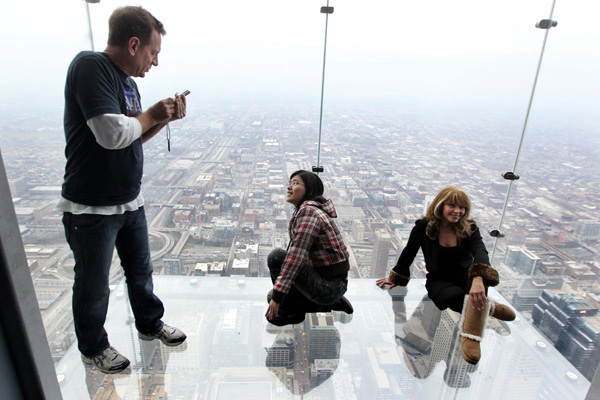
[267,248,348,313]
[63,207,164,357]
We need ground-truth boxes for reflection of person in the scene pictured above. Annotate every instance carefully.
[58,6,186,374]
[377,186,515,364]
[83,339,188,398]
[266,314,341,394]
[390,290,474,388]
[266,170,353,326]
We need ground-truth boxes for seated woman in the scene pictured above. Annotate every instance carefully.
[376,186,515,365]
[266,170,353,326]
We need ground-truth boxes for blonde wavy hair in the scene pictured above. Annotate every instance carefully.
[424,186,475,241]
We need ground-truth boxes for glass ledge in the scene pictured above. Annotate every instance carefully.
[55,277,590,399]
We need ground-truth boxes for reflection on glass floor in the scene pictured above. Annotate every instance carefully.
[56,277,590,399]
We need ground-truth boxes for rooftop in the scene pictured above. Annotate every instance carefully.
[56,277,590,399]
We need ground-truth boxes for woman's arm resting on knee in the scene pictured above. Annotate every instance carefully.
[469,276,486,310]
[468,263,499,311]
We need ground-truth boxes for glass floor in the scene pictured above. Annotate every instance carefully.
[55,277,590,399]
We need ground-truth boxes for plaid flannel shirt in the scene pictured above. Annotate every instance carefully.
[273,199,348,299]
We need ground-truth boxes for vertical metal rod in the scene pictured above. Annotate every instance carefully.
[316,0,331,175]
[85,2,95,51]
[491,0,557,259]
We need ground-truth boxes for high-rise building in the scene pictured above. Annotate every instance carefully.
[575,220,600,241]
[352,219,365,242]
[265,333,295,368]
[504,246,540,275]
[512,277,564,312]
[163,257,184,275]
[305,313,340,363]
[370,230,391,278]
[422,195,435,216]
[532,290,600,381]
[8,176,28,197]
[214,219,236,240]
[235,243,259,276]
[351,190,369,207]
[231,258,250,276]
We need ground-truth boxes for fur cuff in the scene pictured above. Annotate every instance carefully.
[468,263,499,287]
[389,270,410,286]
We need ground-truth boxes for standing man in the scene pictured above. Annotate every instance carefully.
[58,6,187,374]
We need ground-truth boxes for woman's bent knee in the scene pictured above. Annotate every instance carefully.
[267,248,287,270]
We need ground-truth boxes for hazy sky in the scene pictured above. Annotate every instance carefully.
[2,0,599,121]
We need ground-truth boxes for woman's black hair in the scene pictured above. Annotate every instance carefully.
[290,170,326,205]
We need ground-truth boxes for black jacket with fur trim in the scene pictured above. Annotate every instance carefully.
[388,219,499,297]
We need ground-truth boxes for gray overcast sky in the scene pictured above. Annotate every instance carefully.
[2,0,599,121]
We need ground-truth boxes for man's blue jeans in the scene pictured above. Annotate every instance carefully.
[63,207,164,357]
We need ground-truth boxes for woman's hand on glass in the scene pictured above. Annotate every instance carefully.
[469,276,487,311]
[376,277,396,289]
[265,299,279,321]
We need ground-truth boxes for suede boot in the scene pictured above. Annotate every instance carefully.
[488,299,516,321]
[459,296,489,365]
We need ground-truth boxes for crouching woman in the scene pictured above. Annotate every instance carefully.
[266,170,353,326]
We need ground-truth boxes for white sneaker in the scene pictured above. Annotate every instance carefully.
[81,346,130,374]
[138,323,187,346]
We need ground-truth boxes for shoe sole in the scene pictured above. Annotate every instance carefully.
[461,354,480,365]
[493,311,516,322]
[81,355,130,374]
[138,333,187,347]
[99,360,131,374]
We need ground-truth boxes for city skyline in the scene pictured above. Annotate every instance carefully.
[3,99,598,286]
[1,0,599,397]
